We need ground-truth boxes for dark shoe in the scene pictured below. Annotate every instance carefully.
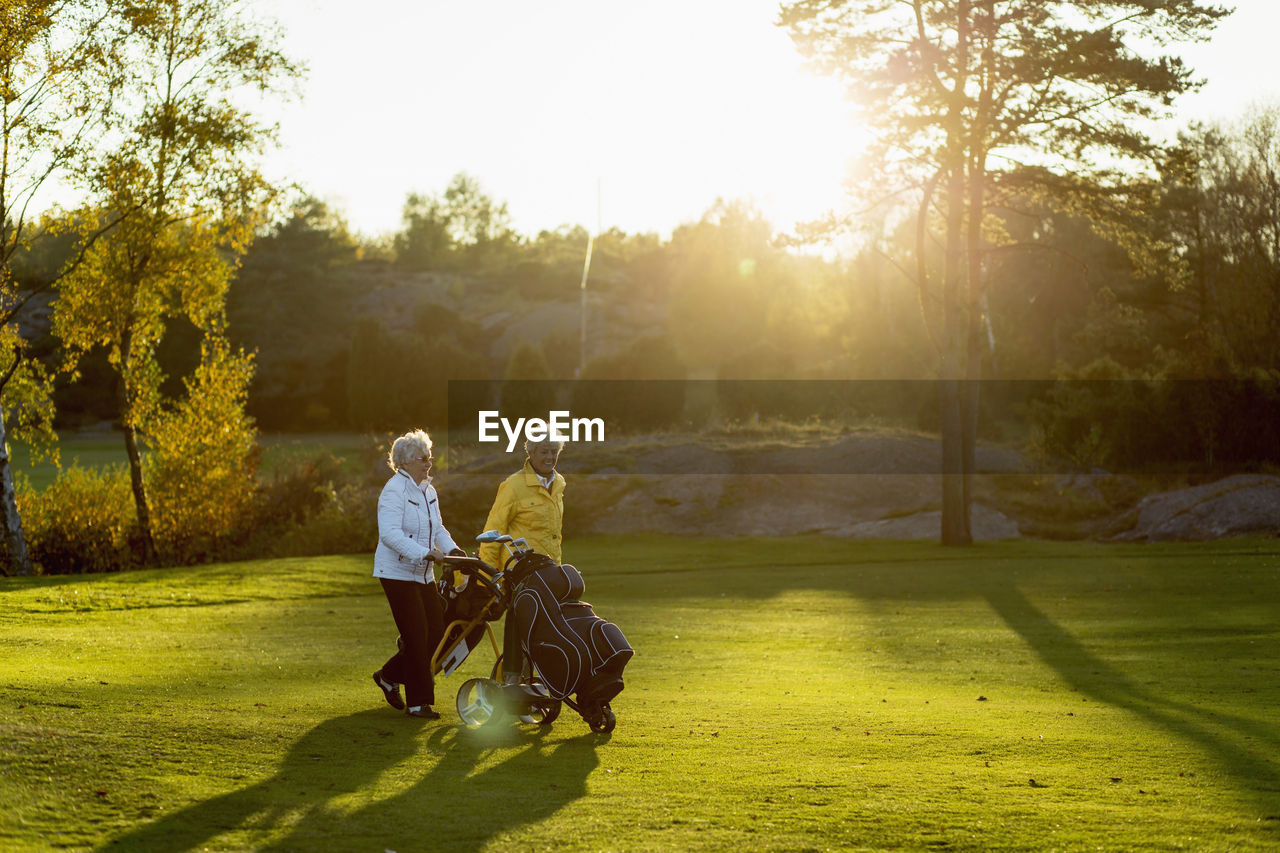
[373,671,404,710]
[406,705,441,720]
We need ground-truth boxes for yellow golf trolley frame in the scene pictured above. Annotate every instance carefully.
[429,534,562,727]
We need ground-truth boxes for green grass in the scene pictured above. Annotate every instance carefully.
[11,429,496,493]
[2,537,1279,851]
[9,433,130,492]
[9,432,378,492]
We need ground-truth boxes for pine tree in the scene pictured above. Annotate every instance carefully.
[780,0,1230,543]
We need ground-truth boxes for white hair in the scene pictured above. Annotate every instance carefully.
[388,429,433,471]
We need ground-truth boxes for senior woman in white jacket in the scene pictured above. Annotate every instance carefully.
[371,429,461,719]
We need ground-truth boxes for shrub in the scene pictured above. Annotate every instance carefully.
[18,466,142,574]
[252,452,350,529]
[145,340,258,565]
[1027,360,1280,473]
[266,482,378,558]
[237,451,378,558]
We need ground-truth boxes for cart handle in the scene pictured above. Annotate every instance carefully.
[441,555,503,597]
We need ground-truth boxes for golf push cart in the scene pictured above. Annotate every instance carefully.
[430,530,633,733]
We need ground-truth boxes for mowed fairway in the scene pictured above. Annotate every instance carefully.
[2,537,1278,852]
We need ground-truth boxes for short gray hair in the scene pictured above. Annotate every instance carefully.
[525,438,565,453]
[388,429,433,471]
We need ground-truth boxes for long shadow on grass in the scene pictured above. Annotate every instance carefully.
[99,709,419,852]
[606,551,1278,810]
[983,581,1280,810]
[260,724,603,852]
[100,712,602,852]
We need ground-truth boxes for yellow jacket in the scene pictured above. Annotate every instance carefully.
[478,460,566,571]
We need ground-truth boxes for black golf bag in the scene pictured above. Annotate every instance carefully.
[509,554,633,705]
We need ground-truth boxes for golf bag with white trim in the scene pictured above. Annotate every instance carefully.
[509,554,633,705]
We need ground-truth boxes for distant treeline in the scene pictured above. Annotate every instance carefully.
[26,105,1280,471]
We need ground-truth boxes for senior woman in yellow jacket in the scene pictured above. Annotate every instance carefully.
[478,438,565,683]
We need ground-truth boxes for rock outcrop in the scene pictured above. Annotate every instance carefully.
[1111,474,1280,541]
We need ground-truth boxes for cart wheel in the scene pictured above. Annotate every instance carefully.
[519,680,561,726]
[456,677,502,727]
[588,704,616,734]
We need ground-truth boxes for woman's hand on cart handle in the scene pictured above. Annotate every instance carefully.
[441,554,485,567]
[440,555,502,595]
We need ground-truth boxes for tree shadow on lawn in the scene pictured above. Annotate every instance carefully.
[604,549,1280,817]
[981,581,1280,816]
[100,710,600,852]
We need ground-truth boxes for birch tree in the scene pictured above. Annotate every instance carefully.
[55,0,297,564]
[0,0,120,575]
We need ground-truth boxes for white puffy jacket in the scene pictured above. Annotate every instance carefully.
[372,469,460,584]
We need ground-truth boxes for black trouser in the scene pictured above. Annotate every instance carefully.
[379,578,445,707]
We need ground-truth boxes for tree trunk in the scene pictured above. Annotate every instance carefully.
[959,218,982,539]
[959,5,995,535]
[940,378,970,544]
[962,59,992,541]
[940,282,972,546]
[0,411,33,576]
[118,326,157,566]
[122,416,157,566]
[960,363,980,527]
[940,1,973,546]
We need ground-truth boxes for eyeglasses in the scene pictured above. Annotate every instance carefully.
[411,456,432,464]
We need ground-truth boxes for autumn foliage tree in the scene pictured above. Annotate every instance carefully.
[55,0,297,565]
[0,0,124,575]
[781,0,1230,543]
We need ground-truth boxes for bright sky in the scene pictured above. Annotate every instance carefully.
[253,0,1280,240]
